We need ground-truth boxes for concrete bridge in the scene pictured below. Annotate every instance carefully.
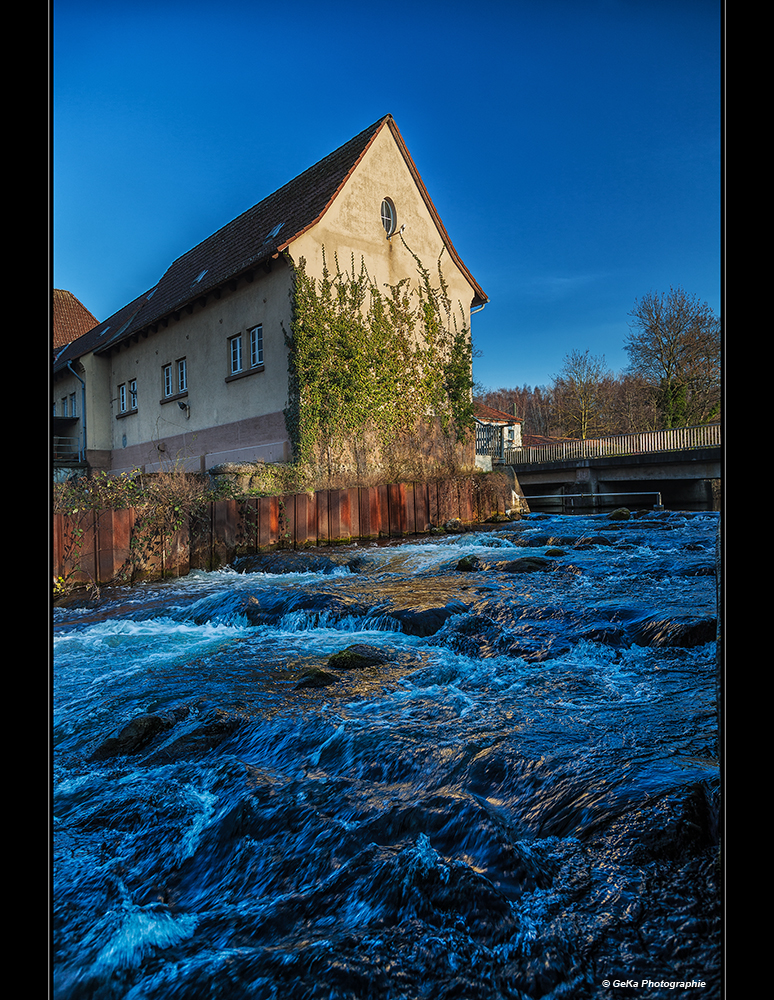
[480,424,722,512]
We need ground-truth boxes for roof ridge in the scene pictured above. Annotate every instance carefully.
[110,115,392,338]
[168,115,393,269]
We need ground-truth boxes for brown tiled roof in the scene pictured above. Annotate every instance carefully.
[474,402,522,424]
[55,115,487,370]
[52,289,98,348]
[53,291,153,372]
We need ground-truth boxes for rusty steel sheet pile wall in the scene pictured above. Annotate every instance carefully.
[53,478,508,588]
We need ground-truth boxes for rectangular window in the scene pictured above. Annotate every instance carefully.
[163,364,173,397]
[61,396,68,417]
[249,325,263,367]
[70,392,77,417]
[119,384,127,412]
[230,335,243,374]
[129,380,137,410]
[177,358,187,392]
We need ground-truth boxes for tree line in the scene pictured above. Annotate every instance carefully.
[476,286,721,440]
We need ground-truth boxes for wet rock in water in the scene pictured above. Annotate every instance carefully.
[497,556,555,573]
[89,702,243,761]
[607,507,632,520]
[545,547,566,556]
[327,644,391,670]
[456,555,482,572]
[524,534,551,548]
[236,590,374,628]
[388,602,468,636]
[574,534,613,548]
[148,708,244,762]
[89,707,188,759]
[591,781,720,862]
[628,615,717,647]
[524,533,577,548]
[295,667,339,689]
[432,612,566,661]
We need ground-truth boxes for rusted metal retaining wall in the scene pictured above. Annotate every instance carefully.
[53,479,508,588]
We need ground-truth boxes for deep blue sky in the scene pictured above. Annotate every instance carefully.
[52,0,722,392]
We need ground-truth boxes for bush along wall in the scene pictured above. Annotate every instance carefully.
[284,242,476,483]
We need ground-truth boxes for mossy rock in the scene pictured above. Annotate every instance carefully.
[295,667,339,689]
[608,507,632,520]
[327,644,390,670]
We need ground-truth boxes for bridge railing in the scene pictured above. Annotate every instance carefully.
[502,423,721,466]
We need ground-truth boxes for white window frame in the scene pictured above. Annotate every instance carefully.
[129,379,137,410]
[163,364,173,397]
[230,334,243,374]
[118,384,127,412]
[249,325,263,368]
[381,197,396,236]
[177,358,187,393]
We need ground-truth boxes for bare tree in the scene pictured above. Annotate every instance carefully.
[608,374,660,433]
[625,287,721,428]
[551,349,613,439]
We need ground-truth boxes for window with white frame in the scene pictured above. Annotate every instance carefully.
[119,384,127,412]
[129,380,137,410]
[162,360,187,399]
[229,327,264,378]
[70,392,77,417]
[381,197,396,236]
[250,325,263,367]
[230,334,243,375]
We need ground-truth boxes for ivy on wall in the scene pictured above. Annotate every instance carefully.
[284,238,475,479]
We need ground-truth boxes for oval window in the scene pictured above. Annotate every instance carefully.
[381,198,396,236]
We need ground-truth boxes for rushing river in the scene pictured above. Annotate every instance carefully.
[52,509,722,1000]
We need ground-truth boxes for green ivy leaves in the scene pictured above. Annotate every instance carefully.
[285,244,474,475]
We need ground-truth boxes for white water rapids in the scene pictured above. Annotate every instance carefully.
[53,509,722,1000]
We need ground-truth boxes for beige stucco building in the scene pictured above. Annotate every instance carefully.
[52,115,487,478]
